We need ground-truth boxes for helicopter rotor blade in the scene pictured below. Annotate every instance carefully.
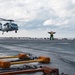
[0,18,5,20]
[4,19,14,21]
[0,18,14,22]
[0,17,29,22]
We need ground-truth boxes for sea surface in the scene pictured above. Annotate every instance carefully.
[0,38,75,75]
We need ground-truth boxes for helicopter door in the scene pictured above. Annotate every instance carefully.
[4,23,10,29]
[0,23,2,30]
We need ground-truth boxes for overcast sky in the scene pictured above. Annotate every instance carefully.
[0,0,75,38]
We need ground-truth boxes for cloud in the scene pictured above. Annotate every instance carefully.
[43,19,55,26]
[0,0,75,38]
[43,19,69,26]
[72,0,75,4]
[0,0,74,21]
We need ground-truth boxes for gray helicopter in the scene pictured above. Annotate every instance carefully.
[0,18,18,34]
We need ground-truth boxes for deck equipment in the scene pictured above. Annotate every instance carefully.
[0,56,50,68]
[0,65,59,75]
[0,53,29,59]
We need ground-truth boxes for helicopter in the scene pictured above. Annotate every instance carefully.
[0,18,18,34]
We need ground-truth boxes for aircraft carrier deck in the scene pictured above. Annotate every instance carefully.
[0,38,75,75]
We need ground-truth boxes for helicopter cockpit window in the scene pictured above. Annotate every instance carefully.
[12,23,17,26]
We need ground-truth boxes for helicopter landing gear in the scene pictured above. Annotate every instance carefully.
[2,32,4,34]
[15,30,17,33]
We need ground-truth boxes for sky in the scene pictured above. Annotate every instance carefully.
[0,0,75,38]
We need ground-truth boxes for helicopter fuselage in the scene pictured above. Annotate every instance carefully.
[4,23,18,31]
[0,18,19,34]
[0,23,18,33]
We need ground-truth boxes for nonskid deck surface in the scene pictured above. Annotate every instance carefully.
[0,39,75,75]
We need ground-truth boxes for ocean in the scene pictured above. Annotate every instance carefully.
[0,38,75,75]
